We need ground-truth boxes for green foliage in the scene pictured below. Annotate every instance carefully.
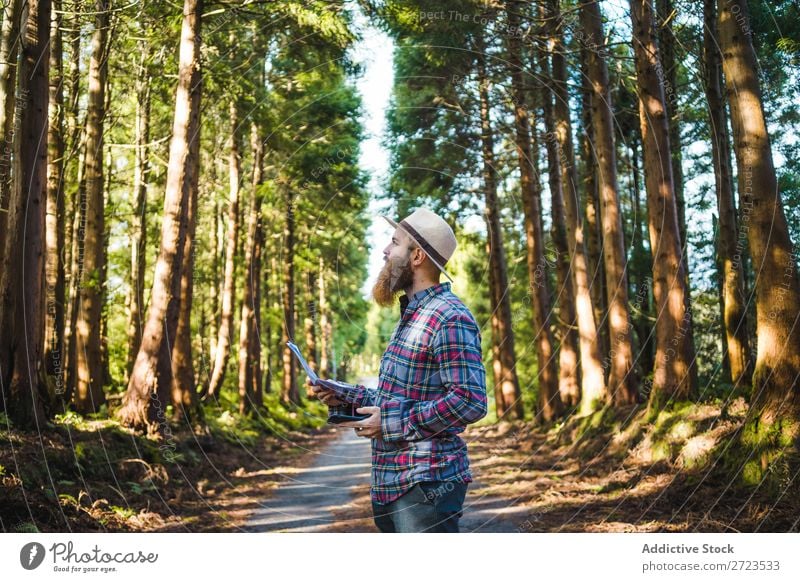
[379,2,488,218]
[206,392,327,446]
[0,411,12,430]
[734,415,799,488]
[76,0,371,413]
[263,32,371,374]
[109,505,137,520]
[55,410,91,428]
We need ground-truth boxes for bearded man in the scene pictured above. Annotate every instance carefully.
[311,207,487,533]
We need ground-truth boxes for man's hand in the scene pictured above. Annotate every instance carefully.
[339,406,381,439]
[307,380,344,406]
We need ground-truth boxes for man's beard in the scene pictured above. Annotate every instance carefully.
[372,253,414,307]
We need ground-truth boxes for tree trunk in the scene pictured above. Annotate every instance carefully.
[251,198,264,407]
[261,253,275,393]
[238,122,264,413]
[64,128,87,407]
[580,59,609,364]
[477,39,525,421]
[318,257,331,378]
[580,0,638,404]
[117,0,202,434]
[208,191,222,367]
[656,0,686,257]
[629,0,696,404]
[536,6,580,409]
[303,269,318,398]
[170,39,202,422]
[719,0,800,430]
[73,0,109,414]
[0,0,22,260]
[281,190,299,405]
[61,0,81,321]
[206,98,241,399]
[712,214,731,375]
[62,4,85,404]
[548,0,608,414]
[100,151,112,387]
[702,0,752,387]
[45,0,67,403]
[126,30,151,383]
[630,0,696,409]
[656,0,698,399]
[628,141,656,378]
[263,255,276,393]
[0,0,51,425]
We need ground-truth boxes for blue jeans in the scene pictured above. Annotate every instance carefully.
[372,481,468,533]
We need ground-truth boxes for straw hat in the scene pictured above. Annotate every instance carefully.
[381,207,457,282]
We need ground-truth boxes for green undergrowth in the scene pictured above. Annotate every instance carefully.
[1,387,331,532]
[0,411,11,430]
[205,390,328,445]
[550,392,800,498]
[559,399,740,467]
[721,414,800,494]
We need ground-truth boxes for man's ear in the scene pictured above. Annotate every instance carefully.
[411,246,426,267]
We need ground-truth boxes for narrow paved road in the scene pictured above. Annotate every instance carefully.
[245,427,372,532]
[246,377,527,532]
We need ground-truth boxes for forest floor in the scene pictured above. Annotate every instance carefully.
[458,413,800,533]
[243,400,800,533]
[2,397,799,532]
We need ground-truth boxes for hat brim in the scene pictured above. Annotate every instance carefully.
[380,215,454,282]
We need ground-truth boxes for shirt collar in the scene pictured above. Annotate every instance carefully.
[399,282,451,317]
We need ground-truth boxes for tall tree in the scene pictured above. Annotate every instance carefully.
[478,37,525,421]
[629,0,696,403]
[548,0,608,414]
[718,0,800,449]
[206,96,241,400]
[238,122,265,413]
[702,0,752,387]
[302,269,318,398]
[318,257,331,378]
[580,0,638,404]
[656,0,687,257]
[72,0,109,414]
[264,255,278,394]
[0,0,22,258]
[170,30,202,421]
[126,12,153,383]
[61,3,84,402]
[280,188,298,405]
[535,6,580,409]
[580,54,609,363]
[117,0,203,433]
[45,0,67,401]
[208,190,223,370]
[0,0,51,425]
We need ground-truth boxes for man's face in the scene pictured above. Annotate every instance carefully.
[372,229,416,307]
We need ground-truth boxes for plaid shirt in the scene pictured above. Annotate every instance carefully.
[333,282,487,505]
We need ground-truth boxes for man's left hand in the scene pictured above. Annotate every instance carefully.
[339,406,381,439]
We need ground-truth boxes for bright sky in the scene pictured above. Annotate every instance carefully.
[348,4,395,297]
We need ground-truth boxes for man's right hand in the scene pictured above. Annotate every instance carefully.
[307,380,345,406]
